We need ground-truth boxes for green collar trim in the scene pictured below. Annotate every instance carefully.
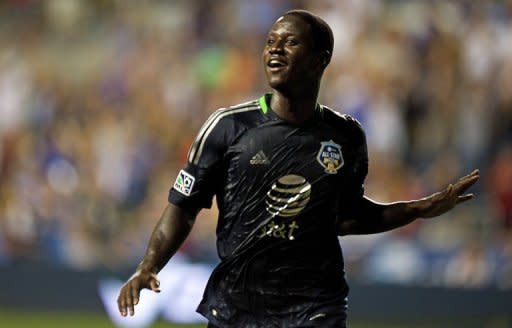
[259,93,322,117]
[259,94,269,114]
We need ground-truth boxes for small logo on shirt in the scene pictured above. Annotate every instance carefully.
[317,140,344,174]
[174,170,195,196]
[250,150,270,165]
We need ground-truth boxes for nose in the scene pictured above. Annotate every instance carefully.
[269,41,284,54]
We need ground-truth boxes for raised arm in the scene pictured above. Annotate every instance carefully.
[338,169,480,236]
[117,203,199,316]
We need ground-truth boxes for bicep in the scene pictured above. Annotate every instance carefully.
[169,114,231,209]
[338,196,384,236]
[167,202,200,224]
[337,119,371,235]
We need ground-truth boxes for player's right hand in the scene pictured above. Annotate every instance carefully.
[117,269,161,316]
[417,169,480,219]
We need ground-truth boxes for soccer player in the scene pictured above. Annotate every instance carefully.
[117,9,479,327]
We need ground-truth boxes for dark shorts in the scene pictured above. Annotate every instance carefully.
[203,295,347,327]
[207,315,346,328]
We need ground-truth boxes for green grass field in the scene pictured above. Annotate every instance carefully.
[1,310,491,328]
[0,310,198,328]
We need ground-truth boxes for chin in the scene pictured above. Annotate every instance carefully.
[267,77,289,90]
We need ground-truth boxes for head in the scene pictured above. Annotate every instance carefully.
[263,10,334,93]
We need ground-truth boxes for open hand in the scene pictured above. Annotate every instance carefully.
[419,169,480,218]
[117,269,161,317]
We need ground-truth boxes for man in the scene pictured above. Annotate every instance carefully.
[117,10,479,327]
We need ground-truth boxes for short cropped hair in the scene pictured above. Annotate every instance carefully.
[283,9,334,64]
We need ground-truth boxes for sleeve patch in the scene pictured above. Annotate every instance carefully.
[173,170,196,196]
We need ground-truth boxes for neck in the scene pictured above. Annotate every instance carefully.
[270,84,320,124]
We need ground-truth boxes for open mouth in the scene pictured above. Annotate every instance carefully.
[267,59,287,69]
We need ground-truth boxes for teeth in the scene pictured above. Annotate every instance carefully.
[269,60,285,67]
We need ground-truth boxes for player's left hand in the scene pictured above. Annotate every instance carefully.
[117,269,161,317]
[417,169,480,218]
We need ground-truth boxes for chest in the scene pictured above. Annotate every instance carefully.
[216,121,356,247]
[228,122,352,183]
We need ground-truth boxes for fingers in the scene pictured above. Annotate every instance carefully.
[117,293,126,316]
[453,169,480,195]
[435,184,453,200]
[442,169,479,206]
[117,282,142,317]
[456,193,474,204]
[419,170,479,219]
[149,278,161,293]
[117,279,141,317]
[456,169,479,185]
[117,285,131,317]
[460,169,479,179]
[130,283,140,314]
[117,273,161,317]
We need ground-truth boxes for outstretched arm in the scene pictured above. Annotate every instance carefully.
[117,203,199,316]
[338,169,480,236]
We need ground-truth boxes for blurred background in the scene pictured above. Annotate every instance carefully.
[0,0,511,327]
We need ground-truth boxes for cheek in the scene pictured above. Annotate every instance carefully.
[290,56,316,76]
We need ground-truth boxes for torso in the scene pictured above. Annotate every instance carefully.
[186,95,368,326]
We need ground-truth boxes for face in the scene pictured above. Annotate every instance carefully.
[263,15,322,91]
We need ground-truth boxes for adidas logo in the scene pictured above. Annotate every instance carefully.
[250,150,270,165]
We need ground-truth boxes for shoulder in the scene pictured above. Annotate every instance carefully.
[198,99,262,138]
[188,99,262,165]
[209,99,262,125]
[319,105,366,137]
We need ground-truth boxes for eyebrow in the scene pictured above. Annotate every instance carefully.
[267,31,299,37]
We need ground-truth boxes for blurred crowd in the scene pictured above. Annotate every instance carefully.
[0,0,511,290]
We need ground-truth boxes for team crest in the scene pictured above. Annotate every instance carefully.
[316,140,344,174]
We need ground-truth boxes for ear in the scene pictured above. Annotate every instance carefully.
[320,50,331,68]
[315,50,331,71]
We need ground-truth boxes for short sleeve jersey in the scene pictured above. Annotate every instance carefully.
[169,93,368,327]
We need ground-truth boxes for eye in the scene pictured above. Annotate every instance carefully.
[286,39,298,46]
[266,39,275,46]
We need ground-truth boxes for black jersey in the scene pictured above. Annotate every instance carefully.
[169,93,368,327]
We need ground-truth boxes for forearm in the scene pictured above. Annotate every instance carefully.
[339,170,480,236]
[137,203,198,274]
[339,196,423,235]
[366,198,422,233]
